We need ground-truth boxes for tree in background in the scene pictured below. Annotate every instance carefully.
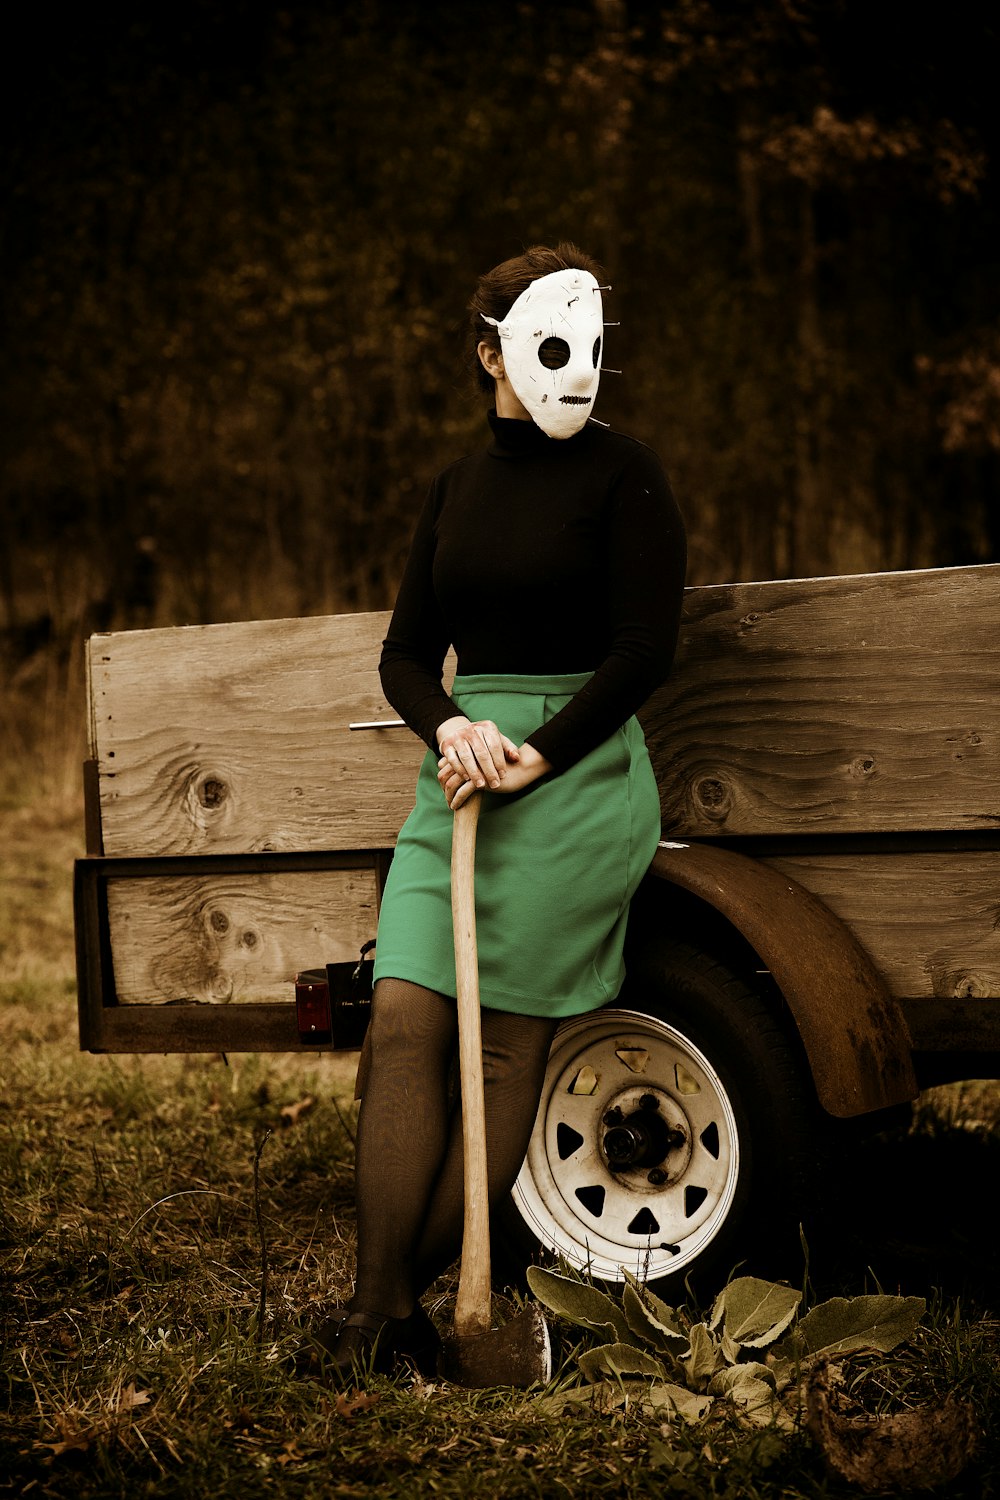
[3,0,999,664]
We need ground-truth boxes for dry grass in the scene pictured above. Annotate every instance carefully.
[1,786,999,1498]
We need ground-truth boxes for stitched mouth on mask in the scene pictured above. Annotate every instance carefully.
[558,395,592,405]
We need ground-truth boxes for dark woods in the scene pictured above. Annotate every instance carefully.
[4,0,1000,669]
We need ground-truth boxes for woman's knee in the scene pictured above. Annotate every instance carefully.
[479,1010,557,1087]
[368,977,456,1062]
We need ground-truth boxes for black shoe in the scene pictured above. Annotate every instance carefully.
[303,1305,441,1384]
[292,1305,349,1377]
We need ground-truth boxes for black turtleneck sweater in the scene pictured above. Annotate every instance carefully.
[379,413,687,773]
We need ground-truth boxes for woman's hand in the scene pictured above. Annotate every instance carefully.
[436,716,520,796]
[437,738,553,810]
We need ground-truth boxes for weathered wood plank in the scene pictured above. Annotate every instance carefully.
[91,612,447,855]
[642,563,1000,837]
[761,851,1000,1000]
[96,847,1000,1008]
[107,868,378,1003]
[91,1002,324,1053]
[91,563,1000,855]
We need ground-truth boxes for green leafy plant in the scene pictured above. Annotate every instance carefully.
[527,1266,925,1430]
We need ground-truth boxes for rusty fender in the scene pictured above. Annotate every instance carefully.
[647,841,917,1119]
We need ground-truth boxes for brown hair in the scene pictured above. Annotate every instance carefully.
[468,241,606,394]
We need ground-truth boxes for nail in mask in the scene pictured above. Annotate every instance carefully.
[483,268,604,439]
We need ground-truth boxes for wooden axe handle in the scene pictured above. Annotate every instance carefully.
[451,794,492,1339]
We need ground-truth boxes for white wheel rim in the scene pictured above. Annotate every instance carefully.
[511,1008,741,1282]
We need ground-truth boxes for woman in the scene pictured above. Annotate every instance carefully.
[311,242,686,1379]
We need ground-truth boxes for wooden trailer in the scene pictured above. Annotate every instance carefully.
[74,562,1000,1289]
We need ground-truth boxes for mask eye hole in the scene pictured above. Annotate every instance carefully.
[592,336,602,369]
[538,337,570,370]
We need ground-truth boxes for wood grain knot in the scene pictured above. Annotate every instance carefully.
[209,909,230,934]
[951,731,982,760]
[691,774,733,822]
[208,972,234,1001]
[849,755,876,779]
[198,776,229,808]
[934,969,994,1000]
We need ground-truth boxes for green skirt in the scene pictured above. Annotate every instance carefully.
[372,673,661,1019]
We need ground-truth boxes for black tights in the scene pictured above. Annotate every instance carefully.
[349,977,557,1321]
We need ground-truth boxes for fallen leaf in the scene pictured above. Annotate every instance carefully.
[335,1391,380,1419]
[115,1383,151,1412]
[37,1437,90,1461]
[280,1095,315,1128]
[36,1416,95,1462]
[274,1439,305,1466]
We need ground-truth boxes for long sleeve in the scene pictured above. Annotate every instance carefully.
[379,480,462,753]
[524,446,686,771]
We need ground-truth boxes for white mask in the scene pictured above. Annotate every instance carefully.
[483,268,604,439]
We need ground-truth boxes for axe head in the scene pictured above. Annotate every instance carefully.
[439,1303,551,1389]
